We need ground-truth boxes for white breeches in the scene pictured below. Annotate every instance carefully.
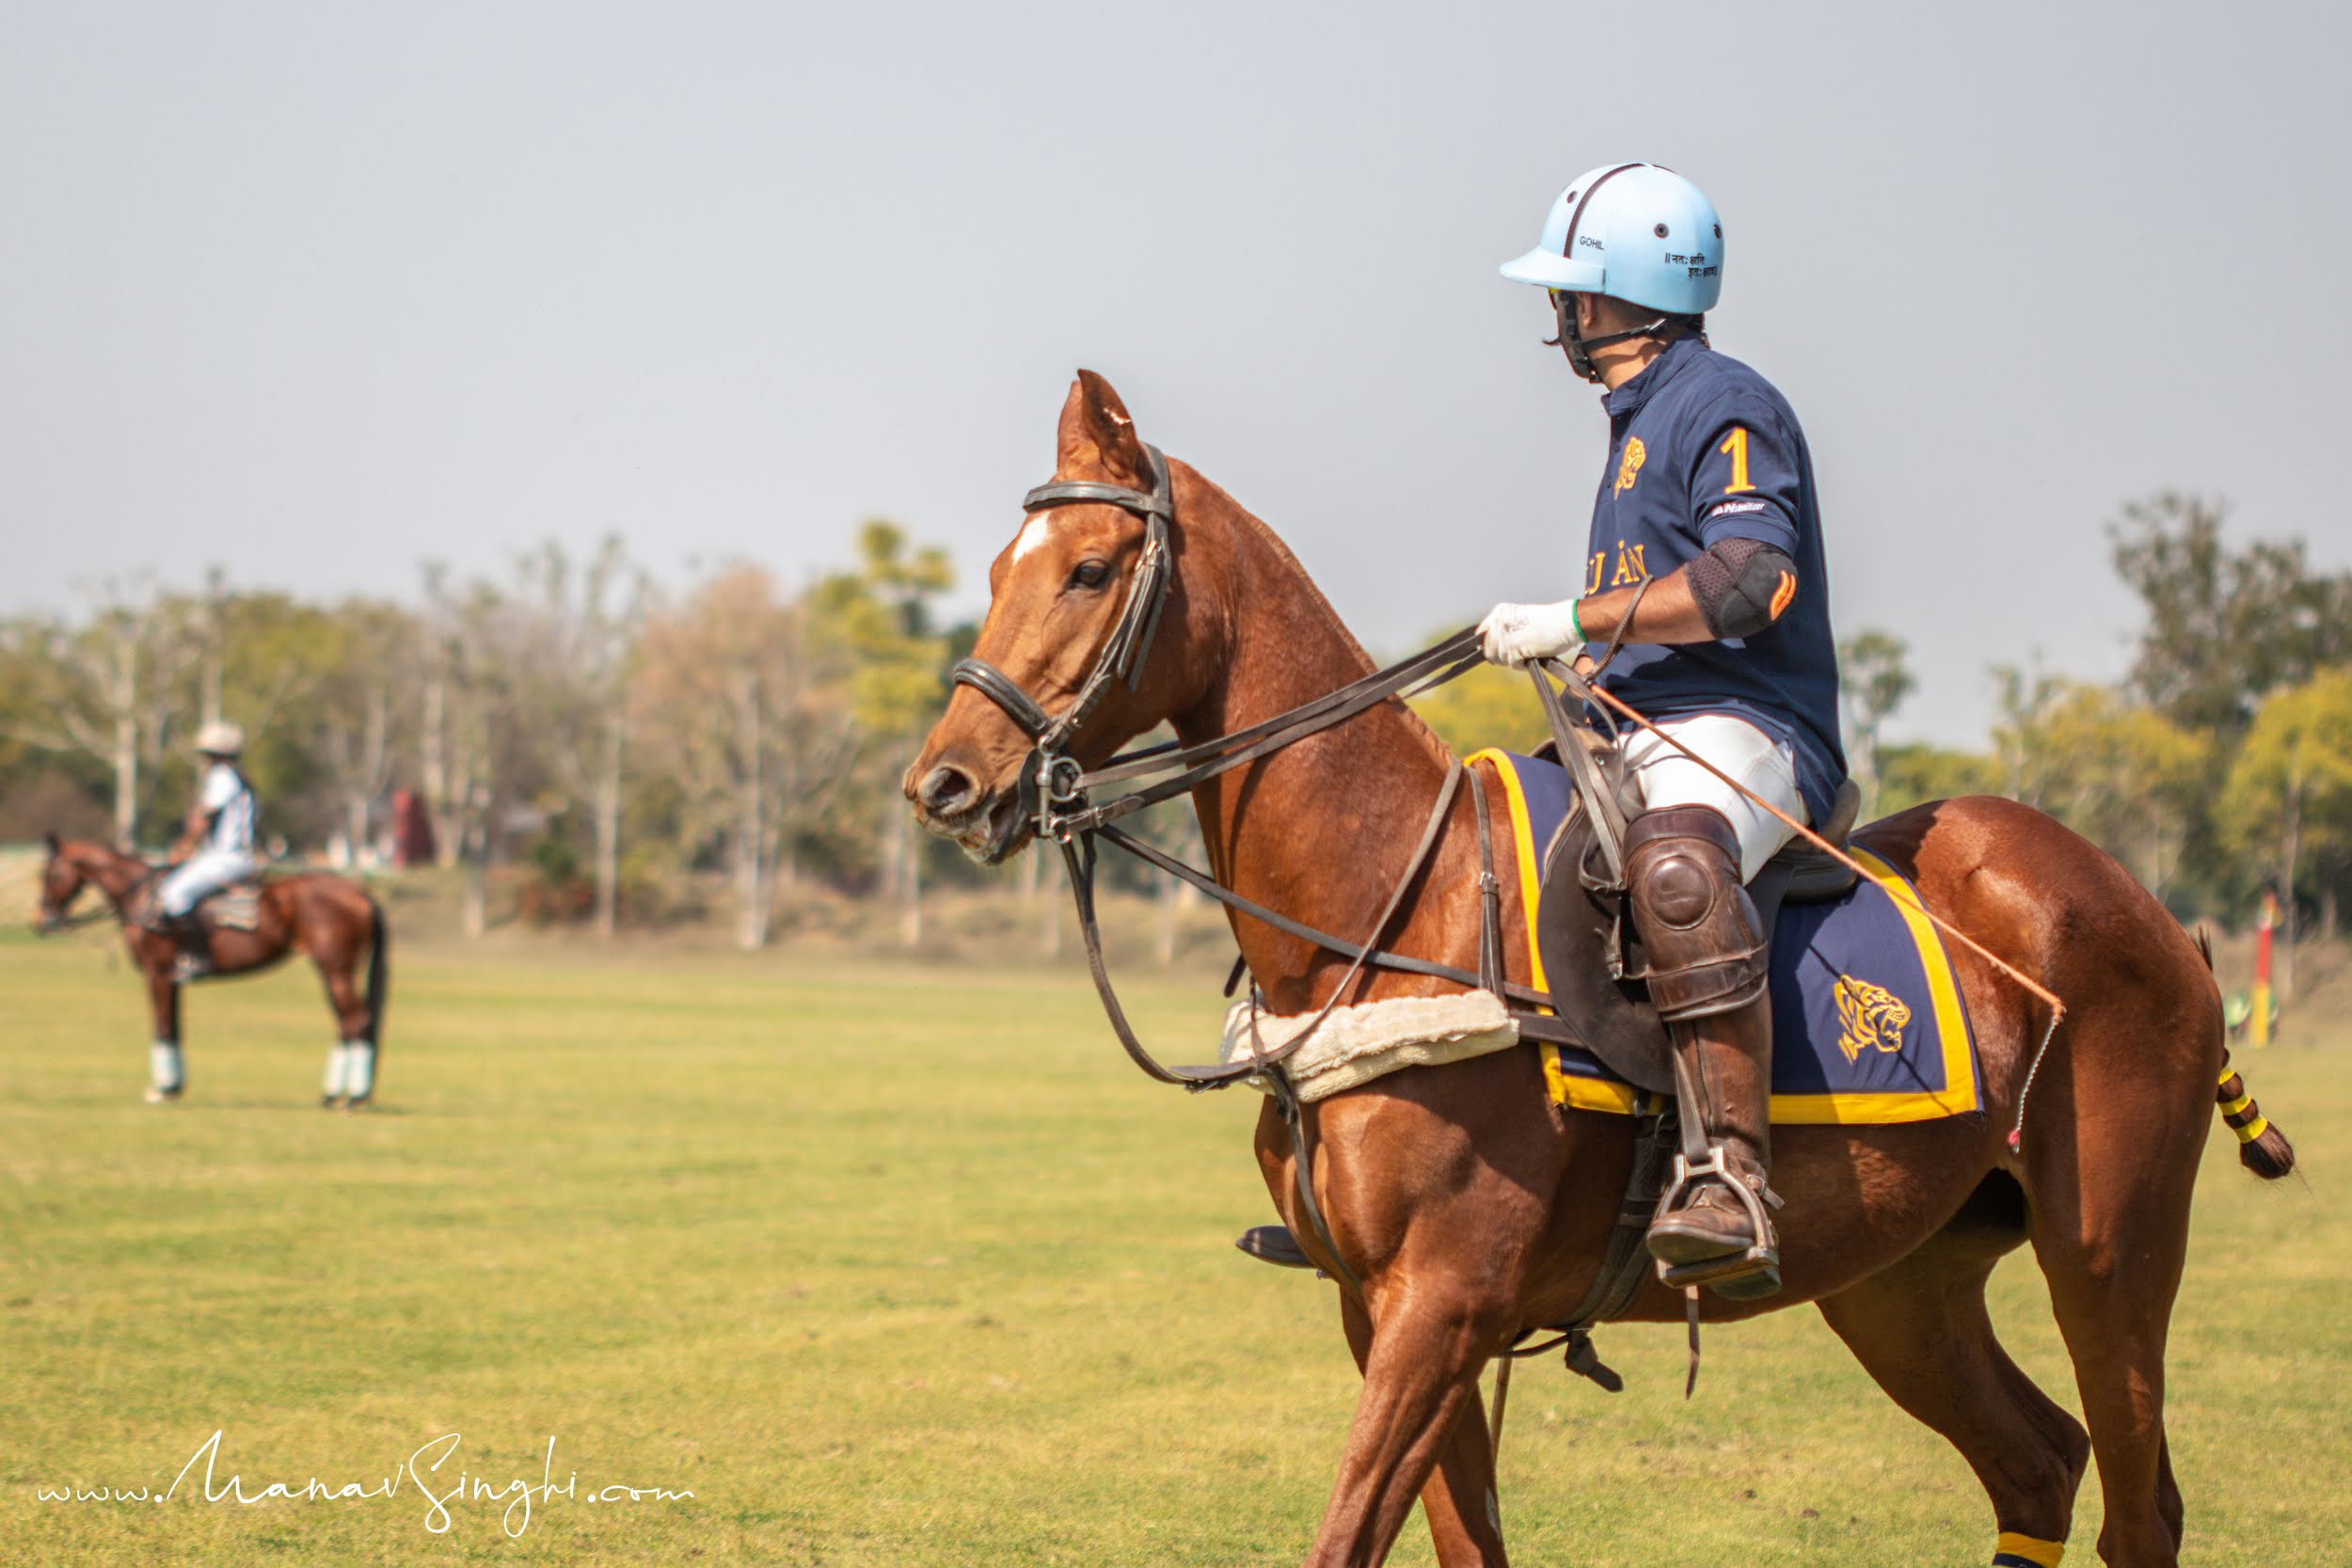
[1619,713,1808,883]
[159,849,258,917]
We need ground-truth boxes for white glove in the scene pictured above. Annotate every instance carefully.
[1477,599,1583,667]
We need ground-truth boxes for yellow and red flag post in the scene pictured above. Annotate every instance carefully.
[2250,884,2278,1048]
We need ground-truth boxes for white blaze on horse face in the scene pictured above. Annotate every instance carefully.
[1009,512,1057,567]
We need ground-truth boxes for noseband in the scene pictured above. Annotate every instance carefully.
[949,443,1176,836]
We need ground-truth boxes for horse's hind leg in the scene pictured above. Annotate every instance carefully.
[1817,1212,2088,1566]
[314,958,372,1109]
[2026,1083,2201,1564]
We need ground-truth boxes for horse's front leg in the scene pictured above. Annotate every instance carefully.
[1339,1292,1508,1568]
[1312,1270,1511,1567]
[1274,1072,1555,1568]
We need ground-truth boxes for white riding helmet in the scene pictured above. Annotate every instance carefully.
[1500,163,1724,317]
[195,720,245,756]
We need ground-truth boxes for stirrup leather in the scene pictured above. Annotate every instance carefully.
[1650,1144,1783,1291]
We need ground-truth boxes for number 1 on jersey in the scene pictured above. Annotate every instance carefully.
[1719,427,1755,495]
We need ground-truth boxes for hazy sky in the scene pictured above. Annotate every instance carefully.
[4,2,2347,747]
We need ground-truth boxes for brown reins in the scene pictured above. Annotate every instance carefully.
[35,855,161,935]
[949,447,1601,1096]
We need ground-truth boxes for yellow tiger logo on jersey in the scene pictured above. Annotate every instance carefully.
[1613,436,1645,496]
[1834,974,1912,1064]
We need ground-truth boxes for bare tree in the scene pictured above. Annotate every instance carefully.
[0,577,192,846]
[420,569,544,937]
[514,538,644,940]
[310,601,415,863]
[190,569,325,744]
[634,563,863,949]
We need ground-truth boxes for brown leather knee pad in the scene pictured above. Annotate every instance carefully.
[1623,805,1768,1021]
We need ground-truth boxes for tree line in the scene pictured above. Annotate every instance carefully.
[0,523,980,945]
[6,494,2348,977]
[1415,494,2352,993]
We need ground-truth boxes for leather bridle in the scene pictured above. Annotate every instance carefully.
[949,443,1177,846]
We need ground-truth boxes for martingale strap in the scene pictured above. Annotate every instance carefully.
[950,439,1595,1101]
[1094,818,1559,1018]
[1070,756,1474,1088]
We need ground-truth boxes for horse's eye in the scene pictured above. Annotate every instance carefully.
[1068,559,1111,593]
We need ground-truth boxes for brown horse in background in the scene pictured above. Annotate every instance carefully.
[36,833,389,1108]
[906,372,2296,1568]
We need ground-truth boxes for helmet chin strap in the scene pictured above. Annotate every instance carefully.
[1548,291,1675,385]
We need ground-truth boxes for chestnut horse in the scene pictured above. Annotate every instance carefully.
[36,832,389,1108]
[907,372,2296,1568]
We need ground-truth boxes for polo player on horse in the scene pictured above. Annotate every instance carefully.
[148,719,262,982]
[1480,164,1845,1299]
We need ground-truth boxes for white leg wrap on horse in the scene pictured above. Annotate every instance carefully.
[343,1041,375,1101]
[322,1044,350,1099]
[151,1041,184,1092]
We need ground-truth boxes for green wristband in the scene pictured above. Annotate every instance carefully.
[1568,598,1586,645]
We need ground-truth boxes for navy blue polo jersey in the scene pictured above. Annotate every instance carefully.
[1581,336,1846,823]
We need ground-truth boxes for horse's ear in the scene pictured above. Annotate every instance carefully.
[43,829,59,854]
[1056,369,1146,485]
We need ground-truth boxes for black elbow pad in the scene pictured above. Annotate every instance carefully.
[1689,538,1799,640]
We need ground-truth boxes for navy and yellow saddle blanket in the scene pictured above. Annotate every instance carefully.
[1467,748,1980,1125]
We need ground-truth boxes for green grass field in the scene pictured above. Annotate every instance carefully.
[3,925,2346,1567]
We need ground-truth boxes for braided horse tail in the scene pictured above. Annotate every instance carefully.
[2201,928,2296,1180]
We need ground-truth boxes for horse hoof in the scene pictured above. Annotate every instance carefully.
[320,1095,342,1110]
[143,1087,182,1105]
[343,1096,371,1114]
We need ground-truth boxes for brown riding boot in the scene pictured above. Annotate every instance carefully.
[1647,998,1780,1298]
[167,911,214,983]
[1621,804,1783,1300]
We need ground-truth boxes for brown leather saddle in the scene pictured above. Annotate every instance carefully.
[1533,725,1861,1094]
[135,876,269,933]
[200,882,267,932]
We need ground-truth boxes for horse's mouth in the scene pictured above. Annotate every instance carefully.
[920,788,1032,866]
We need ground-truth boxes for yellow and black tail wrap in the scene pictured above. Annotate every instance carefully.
[2217,1053,2296,1180]
[2197,928,2296,1180]
[1992,1530,2065,1567]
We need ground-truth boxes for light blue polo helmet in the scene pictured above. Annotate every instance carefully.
[1500,163,1724,316]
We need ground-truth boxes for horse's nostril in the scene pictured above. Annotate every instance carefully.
[919,764,977,816]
